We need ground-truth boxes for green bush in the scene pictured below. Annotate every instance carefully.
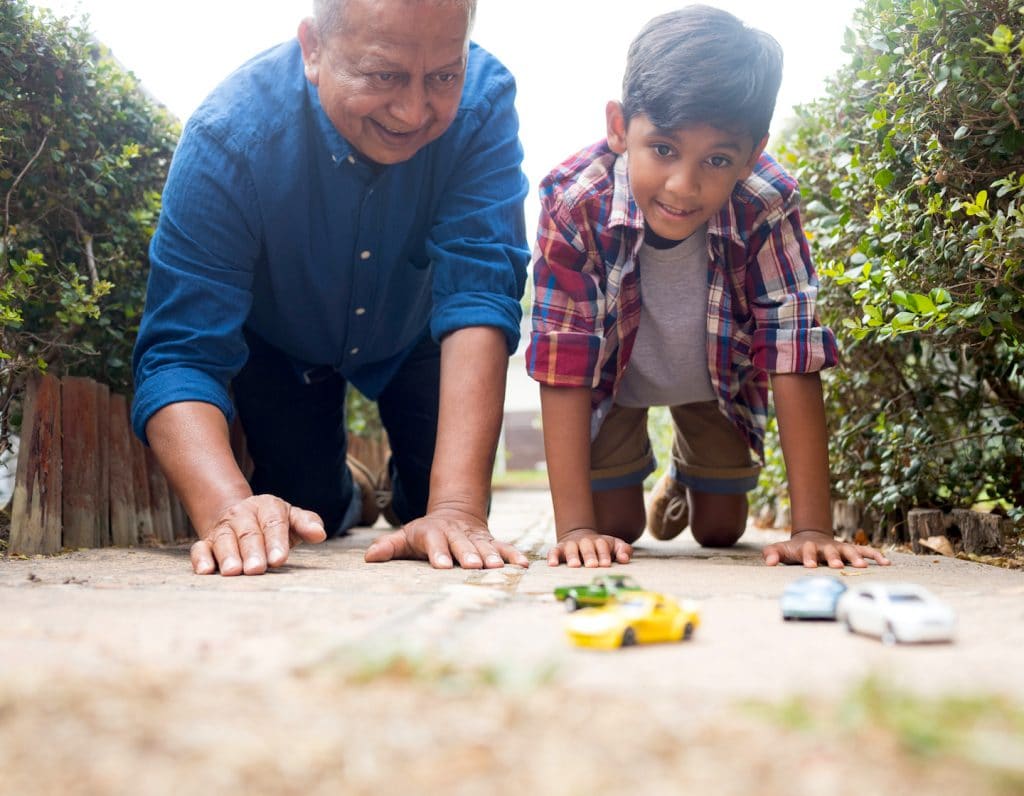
[777,0,1024,530]
[0,0,178,456]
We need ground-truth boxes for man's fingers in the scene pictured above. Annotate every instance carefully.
[288,506,327,545]
[364,529,417,563]
[190,539,217,575]
[494,540,529,568]
[208,525,244,576]
[256,501,292,568]
[446,532,484,569]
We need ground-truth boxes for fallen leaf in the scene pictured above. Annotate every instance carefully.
[918,535,954,557]
[853,530,870,545]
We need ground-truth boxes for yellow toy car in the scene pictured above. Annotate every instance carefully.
[564,590,700,650]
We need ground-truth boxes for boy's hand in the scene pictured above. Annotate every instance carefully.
[547,529,633,568]
[762,530,891,568]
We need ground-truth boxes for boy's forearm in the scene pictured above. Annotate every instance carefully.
[539,384,597,538]
[771,372,833,535]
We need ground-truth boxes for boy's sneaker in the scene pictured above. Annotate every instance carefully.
[346,455,394,527]
[647,474,689,540]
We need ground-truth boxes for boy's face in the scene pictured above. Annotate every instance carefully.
[606,102,767,242]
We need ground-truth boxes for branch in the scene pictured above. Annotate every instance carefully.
[73,212,99,288]
[2,131,52,268]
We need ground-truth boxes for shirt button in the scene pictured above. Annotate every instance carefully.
[347,154,356,165]
[350,347,359,355]
[360,250,371,260]
[355,307,366,315]
[332,154,340,164]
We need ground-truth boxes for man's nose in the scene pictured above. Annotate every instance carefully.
[388,80,429,129]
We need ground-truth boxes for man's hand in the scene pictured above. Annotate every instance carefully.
[190,494,327,576]
[762,529,891,568]
[547,528,633,568]
[364,508,529,569]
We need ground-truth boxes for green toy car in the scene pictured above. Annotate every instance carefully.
[553,574,644,611]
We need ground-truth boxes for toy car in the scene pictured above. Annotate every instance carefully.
[553,574,644,611]
[564,590,700,650]
[780,576,847,620]
[835,582,956,645]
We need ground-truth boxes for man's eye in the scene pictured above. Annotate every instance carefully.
[375,73,398,83]
[435,73,458,84]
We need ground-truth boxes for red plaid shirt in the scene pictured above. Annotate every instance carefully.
[526,140,838,460]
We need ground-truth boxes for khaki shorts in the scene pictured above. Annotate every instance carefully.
[591,400,761,495]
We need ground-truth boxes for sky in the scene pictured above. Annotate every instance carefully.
[35,0,863,215]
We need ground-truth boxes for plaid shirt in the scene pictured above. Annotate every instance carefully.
[526,140,838,460]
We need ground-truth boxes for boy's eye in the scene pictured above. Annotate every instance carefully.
[708,155,733,168]
[652,144,674,158]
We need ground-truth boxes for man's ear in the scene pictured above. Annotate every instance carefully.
[606,101,628,154]
[297,18,322,85]
[741,134,769,178]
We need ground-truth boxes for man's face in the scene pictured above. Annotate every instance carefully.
[298,0,471,165]
[606,103,767,242]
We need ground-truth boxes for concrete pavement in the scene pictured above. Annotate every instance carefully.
[3,488,1024,795]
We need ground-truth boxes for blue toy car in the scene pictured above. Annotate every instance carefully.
[780,576,848,620]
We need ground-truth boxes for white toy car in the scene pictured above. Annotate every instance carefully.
[835,582,956,645]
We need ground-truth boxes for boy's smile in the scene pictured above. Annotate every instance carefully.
[606,104,767,242]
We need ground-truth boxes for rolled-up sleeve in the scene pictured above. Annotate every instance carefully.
[747,192,839,374]
[131,122,259,443]
[428,68,530,353]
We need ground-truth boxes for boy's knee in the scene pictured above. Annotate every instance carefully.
[690,520,744,548]
[611,525,645,545]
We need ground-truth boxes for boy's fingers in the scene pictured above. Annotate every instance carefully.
[762,545,781,566]
[824,544,845,569]
[801,541,818,568]
[860,546,891,566]
[614,540,633,563]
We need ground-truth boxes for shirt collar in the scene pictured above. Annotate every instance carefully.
[304,77,360,167]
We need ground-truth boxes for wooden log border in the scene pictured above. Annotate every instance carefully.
[8,375,191,555]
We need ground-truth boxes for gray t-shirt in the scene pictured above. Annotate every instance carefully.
[615,226,715,408]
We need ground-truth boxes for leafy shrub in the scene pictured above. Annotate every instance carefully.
[0,0,179,456]
[776,0,1024,530]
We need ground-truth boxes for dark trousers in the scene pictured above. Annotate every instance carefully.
[232,330,440,535]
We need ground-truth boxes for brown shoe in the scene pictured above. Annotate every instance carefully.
[346,455,381,526]
[647,474,689,540]
[346,455,398,527]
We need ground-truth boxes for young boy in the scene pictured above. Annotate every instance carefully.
[527,5,890,570]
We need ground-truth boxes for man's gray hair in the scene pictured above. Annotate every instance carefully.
[314,0,477,37]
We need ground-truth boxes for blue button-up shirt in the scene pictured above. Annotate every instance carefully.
[131,39,529,442]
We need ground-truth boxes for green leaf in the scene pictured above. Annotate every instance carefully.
[874,169,896,189]
[953,125,969,140]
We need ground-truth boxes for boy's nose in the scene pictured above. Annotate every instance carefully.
[665,164,700,199]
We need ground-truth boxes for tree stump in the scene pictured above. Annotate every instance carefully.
[950,509,1007,555]
[907,508,945,554]
[832,499,861,542]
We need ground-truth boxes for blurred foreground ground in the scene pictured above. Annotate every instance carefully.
[2,489,1024,796]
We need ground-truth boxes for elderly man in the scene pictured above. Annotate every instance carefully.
[131,0,530,575]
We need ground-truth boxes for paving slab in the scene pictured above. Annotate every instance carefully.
[2,488,1023,796]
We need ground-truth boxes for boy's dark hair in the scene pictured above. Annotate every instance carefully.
[622,5,783,141]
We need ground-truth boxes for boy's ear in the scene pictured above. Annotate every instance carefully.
[297,18,322,85]
[606,101,628,154]
[741,134,769,178]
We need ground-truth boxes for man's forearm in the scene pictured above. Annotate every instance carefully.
[145,401,253,536]
[429,327,509,518]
